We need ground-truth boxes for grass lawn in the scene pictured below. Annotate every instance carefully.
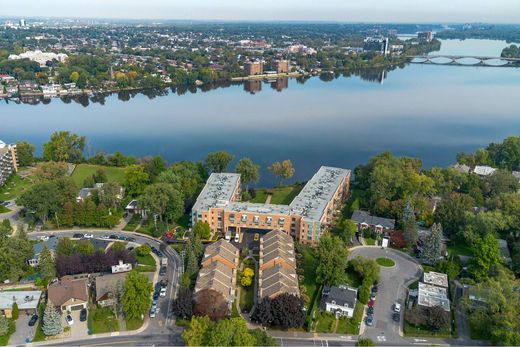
[364,237,376,245]
[249,184,304,205]
[136,253,156,267]
[404,321,451,338]
[249,189,268,203]
[70,164,126,186]
[376,257,396,267]
[337,302,364,334]
[239,284,255,313]
[315,312,336,333]
[0,205,10,213]
[88,306,119,334]
[447,243,474,257]
[297,246,319,308]
[0,319,15,346]
[123,213,142,231]
[0,174,33,201]
[125,317,144,331]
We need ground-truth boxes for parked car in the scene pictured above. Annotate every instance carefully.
[368,299,375,308]
[99,235,109,239]
[159,267,167,276]
[40,235,49,241]
[28,314,38,326]
[234,232,240,242]
[254,233,259,241]
[149,307,156,318]
[394,302,401,313]
[73,233,83,238]
[371,285,378,294]
[393,312,400,322]
[366,315,373,326]
[66,314,74,325]
[80,308,87,322]
[367,307,374,315]
[83,233,93,239]
[127,237,136,242]
[160,287,167,297]
[109,235,118,239]
[160,279,169,288]
[153,291,160,300]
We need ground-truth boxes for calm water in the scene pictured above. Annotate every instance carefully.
[1,39,519,185]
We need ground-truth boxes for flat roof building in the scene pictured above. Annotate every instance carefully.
[363,37,389,55]
[192,166,350,245]
[418,282,450,311]
[423,271,449,288]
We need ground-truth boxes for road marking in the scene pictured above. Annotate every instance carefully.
[377,335,386,342]
[110,332,120,336]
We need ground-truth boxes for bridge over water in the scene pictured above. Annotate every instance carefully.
[408,55,520,67]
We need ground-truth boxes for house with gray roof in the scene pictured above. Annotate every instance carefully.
[28,236,59,267]
[351,210,395,233]
[321,285,358,318]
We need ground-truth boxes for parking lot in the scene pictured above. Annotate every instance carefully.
[62,309,88,339]
[349,246,422,345]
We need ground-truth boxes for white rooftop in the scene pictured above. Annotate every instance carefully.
[225,202,290,215]
[418,282,450,311]
[473,165,496,176]
[0,290,42,310]
[192,173,240,212]
[289,166,351,222]
[423,271,449,288]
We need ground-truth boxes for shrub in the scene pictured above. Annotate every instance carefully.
[358,284,371,304]
[12,302,19,320]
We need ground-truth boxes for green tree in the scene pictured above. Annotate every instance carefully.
[111,241,126,252]
[194,221,211,239]
[56,237,75,256]
[235,157,260,190]
[402,201,418,248]
[434,193,474,240]
[483,170,519,197]
[76,239,94,255]
[358,284,371,304]
[136,244,151,257]
[12,302,19,320]
[268,160,295,186]
[38,246,56,280]
[333,219,357,243]
[316,235,348,285]
[142,156,167,182]
[140,183,184,222]
[33,161,69,181]
[15,140,35,166]
[349,256,380,285]
[43,131,86,163]
[93,168,108,183]
[99,181,123,209]
[0,219,12,239]
[182,315,211,347]
[469,234,502,281]
[422,223,443,265]
[42,301,63,336]
[122,270,153,319]
[205,151,234,173]
[83,175,95,188]
[70,71,79,82]
[124,164,149,197]
[207,317,255,346]
[0,315,8,336]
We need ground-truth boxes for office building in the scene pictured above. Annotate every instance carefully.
[0,140,18,187]
[418,31,433,42]
[19,19,26,27]
[363,37,389,55]
[244,61,263,75]
[192,166,351,245]
[8,50,68,67]
[274,60,289,74]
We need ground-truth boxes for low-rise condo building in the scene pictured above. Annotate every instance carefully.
[192,166,351,245]
[0,140,18,187]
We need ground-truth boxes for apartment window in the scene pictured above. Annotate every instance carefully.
[266,217,272,225]
[241,215,247,222]
[229,214,235,222]
[279,218,285,226]
[253,216,259,224]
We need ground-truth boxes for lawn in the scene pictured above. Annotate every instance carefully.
[125,317,144,331]
[364,237,376,245]
[249,184,304,205]
[70,164,126,186]
[376,257,396,267]
[239,284,255,313]
[123,213,142,231]
[249,189,268,203]
[0,174,33,201]
[0,319,15,346]
[336,302,364,334]
[88,306,119,334]
[404,321,451,338]
[0,205,9,213]
[447,243,474,257]
[136,253,156,267]
[315,312,336,333]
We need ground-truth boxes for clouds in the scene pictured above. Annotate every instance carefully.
[3,0,520,23]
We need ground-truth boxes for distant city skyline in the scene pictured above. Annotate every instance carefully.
[2,0,520,24]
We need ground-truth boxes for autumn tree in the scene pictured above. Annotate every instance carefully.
[254,293,305,328]
[193,289,230,321]
[268,160,295,186]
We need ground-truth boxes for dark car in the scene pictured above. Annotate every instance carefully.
[159,267,167,276]
[127,237,136,242]
[156,251,164,257]
[80,308,87,322]
[393,312,400,322]
[160,279,169,287]
[109,235,118,240]
[155,282,162,291]
[28,314,38,326]
[73,233,83,238]
[153,292,160,300]
[366,315,374,326]
[367,307,374,315]
[371,285,378,294]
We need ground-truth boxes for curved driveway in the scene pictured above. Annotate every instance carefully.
[349,246,422,345]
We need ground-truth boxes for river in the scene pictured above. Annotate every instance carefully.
[1,39,519,185]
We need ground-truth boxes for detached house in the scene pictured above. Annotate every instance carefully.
[351,210,395,234]
[321,285,358,318]
[47,276,88,312]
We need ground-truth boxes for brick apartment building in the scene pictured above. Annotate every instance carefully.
[191,166,351,245]
[0,140,18,187]
[274,60,290,74]
[244,61,263,75]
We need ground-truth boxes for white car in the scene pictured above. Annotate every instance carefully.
[66,314,74,325]
[40,235,49,241]
[160,287,167,297]
[83,233,94,239]
[394,302,401,313]
[234,232,240,243]
[99,235,109,239]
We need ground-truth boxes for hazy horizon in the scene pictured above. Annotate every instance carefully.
[2,0,520,24]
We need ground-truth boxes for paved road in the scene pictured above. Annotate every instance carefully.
[27,229,183,345]
[349,246,423,346]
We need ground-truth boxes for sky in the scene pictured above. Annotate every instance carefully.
[2,0,520,23]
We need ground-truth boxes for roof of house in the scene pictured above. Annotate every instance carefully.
[260,230,296,269]
[47,277,88,306]
[259,263,299,299]
[32,237,59,257]
[418,282,450,311]
[203,239,238,265]
[95,273,127,302]
[473,165,496,176]
[289,166,351,223]
[423,271,449,288]
[351,210,395,229]
[452,163,471,174]
[0,291,42,310]
[321,285,358,308]
[77,188,92,200]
